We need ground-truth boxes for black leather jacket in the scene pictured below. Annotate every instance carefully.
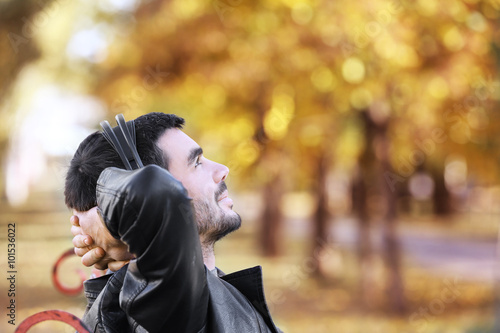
[82,165,282,333]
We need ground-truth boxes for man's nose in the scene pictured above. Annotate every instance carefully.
[213,162,229,183]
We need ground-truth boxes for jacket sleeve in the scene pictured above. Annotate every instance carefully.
[96,165,208,333]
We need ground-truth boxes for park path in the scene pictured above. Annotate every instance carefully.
[286,217,498,283]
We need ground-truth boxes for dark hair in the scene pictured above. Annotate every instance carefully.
[64,112,184,211]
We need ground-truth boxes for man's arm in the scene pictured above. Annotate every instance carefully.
[96,164,208,333]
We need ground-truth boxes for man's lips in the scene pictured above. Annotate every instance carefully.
[217,190,228,202]
[217,190,233,207]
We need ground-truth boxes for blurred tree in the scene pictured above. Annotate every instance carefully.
[0,0,51,199]
[330,0,498,313]
[352,110,378,309]
[67,0,499,315]
[254,82,284,257]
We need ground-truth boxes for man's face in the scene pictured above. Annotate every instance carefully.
[157,128,241,244]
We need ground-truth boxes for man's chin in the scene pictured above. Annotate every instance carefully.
[212,212,242,243]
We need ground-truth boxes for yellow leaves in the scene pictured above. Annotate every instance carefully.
[289,48,318,72]
[469,34,489,56]
[419,35,439,58]
[203,84,227,109]
[442,26,465,52]
[466,11,487,32]
[203,116,259,176]
[203,30,229,53]
[264,91,295,140]
[310,66,337,93]
[447,0,468,22]
[427,76,450,100]
[336,125,364,166]
[291,3,314,25]
[66,0,499,190]
[342,57,365,84]
[171,0,204,20]
[350,87,373,110]
[391,81,414,108]
[395,45,420,68]
[320,22,343,47]
[407,103,435,127]
[482,2,500,19]
[107,40,142,68]
[183,73,206,97]
[279,0,315,9]
[416,0,439,17]
[230,117,255,141]
[232,140,260,167]
[489,80,500,101]
[228,39,253,60]
[374,35,397,60]
[299,123,324,147]
[375,38,420,68]
[254,11,280,34]
[449,121,471,144]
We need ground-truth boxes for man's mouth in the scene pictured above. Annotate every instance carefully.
[217,189,233,208]
[215,182,228,201]
[217,190,228,202]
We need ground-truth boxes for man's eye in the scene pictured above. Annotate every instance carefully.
[195,156,202,167]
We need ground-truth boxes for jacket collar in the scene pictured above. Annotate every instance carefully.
[220,266,280,333]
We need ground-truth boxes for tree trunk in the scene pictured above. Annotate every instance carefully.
[360,108,406,314]
[260,175,283,256]
[431,164,451,215]
[352,167,377,308]
[379,133,407,314]
[354,110,377,309]
[311,153,330,277]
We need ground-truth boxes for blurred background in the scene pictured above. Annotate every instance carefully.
[0,0,499,332]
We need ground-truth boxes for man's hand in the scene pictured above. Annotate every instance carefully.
[71,207,134,271]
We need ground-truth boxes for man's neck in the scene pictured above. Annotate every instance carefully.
[201,242,216,271]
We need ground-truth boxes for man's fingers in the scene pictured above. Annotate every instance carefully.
[72,235,93,248]
[81,247,105,267]
[107,260,130,272]
[73,234,96,257]
[70,215,80,227]
[74,242,98,257]
[94,263,108,271]
[71,225,82,237]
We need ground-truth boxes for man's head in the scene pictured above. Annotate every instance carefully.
[65,112,241,244]
[65,112,185,211]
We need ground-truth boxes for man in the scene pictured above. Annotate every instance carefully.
[65,112,281,332]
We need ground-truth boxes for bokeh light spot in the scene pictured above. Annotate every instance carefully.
[310,66,336,92]
[350,87,372,110]
[443,26,465,51]
[291,3,314,25]
[428,76,450,100]
[467,11,487,32]
[342,57,365,84]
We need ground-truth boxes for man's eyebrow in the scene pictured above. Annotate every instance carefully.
[187,147,203,166]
